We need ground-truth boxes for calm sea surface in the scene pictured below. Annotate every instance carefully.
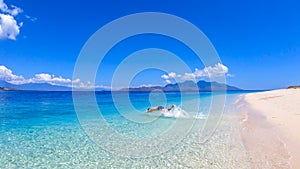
[0,90,258,168]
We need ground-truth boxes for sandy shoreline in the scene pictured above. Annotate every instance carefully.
[242,89,300,168]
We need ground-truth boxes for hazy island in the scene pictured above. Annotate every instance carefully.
[0,87,18,91]
[1,80,241,92]
[121,80,241,92]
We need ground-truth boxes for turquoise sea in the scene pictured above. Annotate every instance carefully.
[0,90,258,168]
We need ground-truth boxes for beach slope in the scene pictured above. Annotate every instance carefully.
[244,89,300,168]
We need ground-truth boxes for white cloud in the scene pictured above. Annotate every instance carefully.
[0,0,23,40]
[168,72,176,78]
[0,0,10,14]
[8,5,22,16]
[0,65,25,82]
[138,84,160,88]
[194,68,206,77]
[0,65,110,89]
[72,80,111,89]
[0,0,22,16]
[180,72,196,81]
[161,63,232,83]
[165,79,171,84]
[27,73,73,86]
[203,63,229,78]
[0,13,21,40]
[0,0,7,11]
[25,15,37,22]
[161,74,169,80]
[161,72,176,80]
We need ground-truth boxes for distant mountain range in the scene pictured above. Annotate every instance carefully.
[0,80,71,91]
[0,80,111,91]
[0,80,241,91]
[121,80,241,92]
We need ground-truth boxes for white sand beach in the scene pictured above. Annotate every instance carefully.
[243,89,300,168]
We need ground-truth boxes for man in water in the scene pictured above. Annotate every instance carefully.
[146,104,175,113]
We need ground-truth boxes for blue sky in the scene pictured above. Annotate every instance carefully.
[0,0,300,89]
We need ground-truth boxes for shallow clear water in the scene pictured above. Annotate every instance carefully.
[0,90,256,168]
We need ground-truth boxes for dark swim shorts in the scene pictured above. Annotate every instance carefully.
[157,106,164,110]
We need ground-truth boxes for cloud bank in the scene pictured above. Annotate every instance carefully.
[0,64,232,89]
[0,65,24,82]
[0,65,110,89]
[161,63,232,84]
[0,0,23,40]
